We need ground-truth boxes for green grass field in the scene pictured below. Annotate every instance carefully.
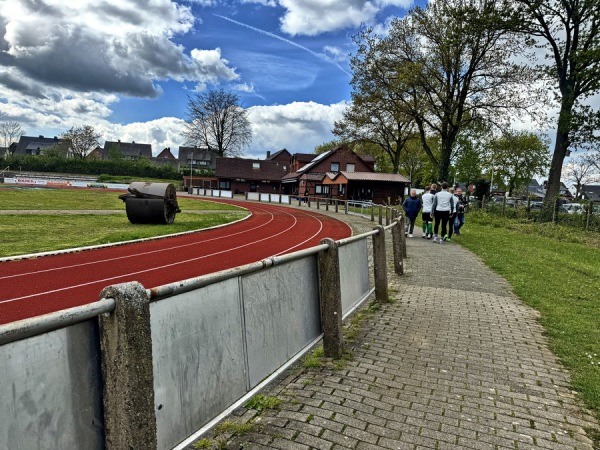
[457,212,600,429]
[0,187,247,257]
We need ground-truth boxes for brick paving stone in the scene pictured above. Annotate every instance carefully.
[186,203,599,450]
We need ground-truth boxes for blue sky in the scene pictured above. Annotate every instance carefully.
[0,0,418,159]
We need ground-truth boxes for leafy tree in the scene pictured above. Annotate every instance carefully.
[0,121,24,155]
[398,136,434,187]
[184,89,252,157]
[333,85,416,174]
[350,0,539,182]
[314,139,344,154]
[513,0,600,211]
[60,125,101,159]
[487,131,550,196]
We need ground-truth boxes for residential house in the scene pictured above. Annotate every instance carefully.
[103,140,152,160]
[87,146,104,160]
[282,146,378,197]
[580,184,600,202]
[178,146,217,170]
[321,172,410,204]
[156,147,176,160]
[266,149,292,165]
[290,153,316,173]
[215,157,289,194]
[14,135,69,156]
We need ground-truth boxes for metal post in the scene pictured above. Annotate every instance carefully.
[98,282,157,450]
[373,226,389,303]
[335,200,339,213]
[344,200,348,215]
[371,205,375,222]
[317,238,343,358]
[391,218,404,275]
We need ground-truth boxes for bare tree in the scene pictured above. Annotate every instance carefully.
[184,89,252,157]
[563,154,600,198]
[0,121,24,156]
[59,125,101,159]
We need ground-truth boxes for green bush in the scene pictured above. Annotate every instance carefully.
[1,155,183,180]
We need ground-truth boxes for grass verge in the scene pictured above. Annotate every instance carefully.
[457,211,600,424]
[0,187,242,211]
[0,212,245,257]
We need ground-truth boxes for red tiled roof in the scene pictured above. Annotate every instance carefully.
[338,172,410,183]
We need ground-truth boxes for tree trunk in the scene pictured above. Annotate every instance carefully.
[438,140,452,183]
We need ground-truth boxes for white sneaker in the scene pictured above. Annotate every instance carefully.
[408,234,414,238]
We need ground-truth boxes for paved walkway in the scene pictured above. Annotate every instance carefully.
[193,203,598,449]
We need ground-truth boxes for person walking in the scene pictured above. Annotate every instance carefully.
[454,187,468,235]
[448,187,460,240]
[421,184,436,239]
[402,189,422,237]
[430,182,455,243]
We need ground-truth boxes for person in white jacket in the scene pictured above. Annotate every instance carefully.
[448,187,460,240]
[430,182,455,243]
[420,184,436,238]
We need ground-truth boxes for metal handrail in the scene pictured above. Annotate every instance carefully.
[0,298,116,345]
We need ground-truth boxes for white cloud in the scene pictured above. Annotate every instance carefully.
[323,45,348,63]
[0,0,238,99]
[275,0,413,36]
[245,101,347,157]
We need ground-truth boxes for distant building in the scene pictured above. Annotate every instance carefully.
[87,146,104,160]
[156,147,176,160]
[580,184,600,202]
[215,157,289,194]
[103,140,152,160]
[282,146,377,197]
[14,135,69,156]
[266,149,292,165]
[178,146,217,170]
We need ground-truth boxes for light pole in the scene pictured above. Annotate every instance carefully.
[189,152,193,193]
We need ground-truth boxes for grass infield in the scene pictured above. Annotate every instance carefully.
[0,187,247,257]
[456,211,600,426]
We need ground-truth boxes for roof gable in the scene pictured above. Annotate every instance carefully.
[15,135,67,154]
[103,141,152,158]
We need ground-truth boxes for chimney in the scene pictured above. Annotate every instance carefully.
[118,139,121,142]
[39,135,44,139]
[266,151,271,158]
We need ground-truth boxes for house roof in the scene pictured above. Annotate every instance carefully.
[103,141,152,158]
[582,184,600,195]
[178,146,215,161]
[156,148,176,159]
[292,153,317,163]
[266,149,291,161]
[331,172,411,183]
[15,135,67,154]
[216,157,289,181]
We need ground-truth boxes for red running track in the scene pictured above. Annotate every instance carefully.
[0,200,352,325]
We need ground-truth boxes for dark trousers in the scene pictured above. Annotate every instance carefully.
[434,210,451,237]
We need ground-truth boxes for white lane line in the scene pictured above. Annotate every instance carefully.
[0,206,278,281]
[1,209,302,305]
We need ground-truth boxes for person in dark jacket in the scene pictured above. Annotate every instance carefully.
[402,189,422,237]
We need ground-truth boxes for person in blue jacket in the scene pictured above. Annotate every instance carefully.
[402,188,422,237]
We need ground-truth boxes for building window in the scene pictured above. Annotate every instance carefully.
[330,162,340,172]
[339,184,346,195]
[219,181,231,190]
[346,163,355,172]
[252,162,260,169]
[315,185,330,194]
